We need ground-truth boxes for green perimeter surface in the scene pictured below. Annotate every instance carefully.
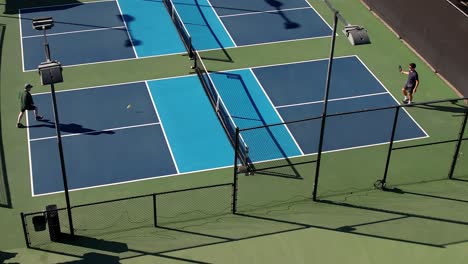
[1,0,467,263]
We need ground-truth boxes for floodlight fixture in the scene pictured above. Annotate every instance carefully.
[32,17,54,30]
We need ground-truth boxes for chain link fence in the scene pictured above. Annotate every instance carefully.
[21,183,233,248]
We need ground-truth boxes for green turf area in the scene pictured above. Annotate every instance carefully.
[1,0,468,263]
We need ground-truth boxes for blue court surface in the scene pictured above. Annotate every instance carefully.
[27,55,427,196]
[20,0,332,70]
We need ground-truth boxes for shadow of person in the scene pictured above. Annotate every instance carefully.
[265,0,283,8]
[0,251,18,263]
[60,252,121,264]
[4,0,83,14]
[29,119,115,136]
[118,14,143,47]
[264,0,300,29]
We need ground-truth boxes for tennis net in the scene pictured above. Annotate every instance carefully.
[193,51,250,167]
[162,0,194,58]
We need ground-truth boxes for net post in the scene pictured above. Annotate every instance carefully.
[188,37,194,60]
[380,106,401,188]
[20,212,31,248]
[448,107,468,179]
[215,97,220,112]
[232,128,240,214]
[191,52,198,70]
[153,194,158,227]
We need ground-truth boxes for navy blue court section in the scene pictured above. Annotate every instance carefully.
[220,8,332,46]
[27,82,180,195]
[209,0,332,46]
[209,0,311,16]
[22,28,135,71]
[28,83,157,140]
[30,125,176,195]
[20,2,124,36]
[278,94,426,154]
[252,56,388,106]
[20,1,136,70]
[250,56,427,156]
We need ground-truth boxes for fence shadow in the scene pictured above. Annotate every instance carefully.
[0,24,11,209]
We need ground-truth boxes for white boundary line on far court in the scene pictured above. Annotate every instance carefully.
[219,7,312,18]
[145,81,180,174]
[249,68,305,156]
[22,26,127,39]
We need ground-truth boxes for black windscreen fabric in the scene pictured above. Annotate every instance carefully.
[363,0,468,96]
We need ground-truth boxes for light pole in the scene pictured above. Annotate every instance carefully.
[312,4,371,200]
[32,17,74,238]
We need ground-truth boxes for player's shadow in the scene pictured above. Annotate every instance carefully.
[3,0,83,14]
[28,119,116,136]
[264,0,300,29]
[414,102,467,114]
[118,14,142,47]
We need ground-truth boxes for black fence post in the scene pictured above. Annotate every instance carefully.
[380,107,401,187]
[448,108,468,179]
[232,128,240,214]
[153,194,158,227]
[20,213,31,248]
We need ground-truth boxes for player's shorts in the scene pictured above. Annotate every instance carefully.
[21,105,36,112]
[404,85,415,93]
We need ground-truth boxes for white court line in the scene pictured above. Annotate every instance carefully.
[249,134,429,168]
[275,92,389,109]
[22,26,126,39]
[305,0,334,31]
[353,55,430,138]
[26,114,36,200]
[32,163,234,197]
[204,0,237,46]
[115,0,138,58]
[29,122,159,142]
[249,69,305,156]
[219,7,312,18]
[145,81,180,174]
[19,0,115,11]
[18,10,26,72]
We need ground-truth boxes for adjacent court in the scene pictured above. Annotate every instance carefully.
[20,0,332,70]
[28,56,427,196]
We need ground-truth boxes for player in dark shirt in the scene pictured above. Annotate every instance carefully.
[400,63,419,104]
[17,83,43,128]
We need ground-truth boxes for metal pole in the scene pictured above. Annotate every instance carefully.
[43,27,51,62]
[381,107,401,187]
[448,108,468,179]
[49,82,74,237]
[20,213,31,248]
[153,194,158,227]
[232,128,240,213]
[312,12,338,201]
